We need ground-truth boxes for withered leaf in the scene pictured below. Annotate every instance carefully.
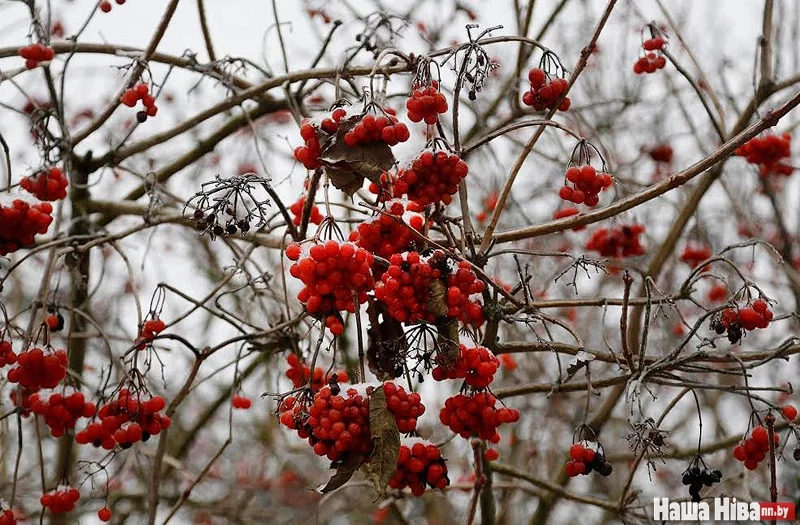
[362,385,400,500]
[366,302,407,380]
[316,453,365,494]
[566,350,596,376]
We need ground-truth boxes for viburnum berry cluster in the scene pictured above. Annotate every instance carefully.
[294,108,346,169]
[6,346,67,392]
[285,353,349,391]
[0,200,54,256]
[383,381,426,434]
[120,83,158,122]
[375,251,441,324]
[681,457,722,502]
[735,133,793,178]
[406,81,448,124]
[733,425,779,470]
[558,165,613,207]
[100,0,127,13]
[232,394,252,410]
[343,111,410,147]
[30,391,96,438]
[20,167,69,201]
[564,441,613,477]
[349,200,424,260]
[288,195,323,226]
[432,345,499,388]
[711,299,773,344]
[76,389,170,449]
[19,43,55,69]
[679,243,712,269]
[522,68,571,112]
[585,224,646,258]
[392,150,469,207]
[0,340,16,368]
[0,509,15,525]
[475,191,498,223]
[286,241,375,335]
[389,440,449,495]
[438,392,519,443]
[134,316,166,350]
[40,486,80,514]
[633,36,666,74]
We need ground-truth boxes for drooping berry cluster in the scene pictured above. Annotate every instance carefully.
[100,0,127,13]
[20,167,68,201]
[285,354,349,391]
[121,83,158,122]
[438,393,519,443]
[406,82,448,124]
[392,151,469,207]
[294,109,347,169]
[30,391,96,438]
[711,299,773,344]
[432,345,499,388]
[343,112,410,147]
[76,390,169,449]
[41,486,80,514]
[443,259,486,327]
[522,68,571,112]
[585,224,646,258]
[349,201,424,260]
[232,395,252,410]
[735,133,793,178]
[0,340,17,368]
[286,241,375,336]
[0,200,54,256]
[679,243,712,269]
[564,442,613,477]
[374,252,440,324]
[389,440,449,495]
[383,381,426,434]
[288,195,323,226]
[681,461,722,502]
[7,346,67,392]
[733,425,779,470]
[558,165,613,207]
[475,191,498,223]
[19,43,55,69]
[134,317,166,350]
[633,37,666,74]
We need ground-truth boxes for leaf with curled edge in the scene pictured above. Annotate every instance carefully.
[316,453,366,494]
[361,385,400,500]
[566,349,596,377]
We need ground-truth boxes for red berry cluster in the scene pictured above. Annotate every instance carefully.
[30,391,96,438]
[285,354,349,391]
[389,441,449,495]
[438,393,519,442]
[0,509,15,525]
[565,442,613,477]
[286,241,375,336]
[735,134,793,178]
[406,82,448,124]
[0,340,16,368]
[707,284,727,303]
[0,200,54,256]
[343,113,410,147]
[733,425,779,470]
[553,207,586,231]
[294,109,347,169]
[232,395,252,410]
[288,195,323,226]
[19,43,55,69]
[585,224,646,258]
[10,389,33,417]
[432,345,499,388]
[120,83,158,122]
[720,299,773,332]
[680,243,712,269]
[522,68,571,112]
[392,151,469,207]
[100,0,127,13]
[647,144,674,164]
[633,38,666,74]
[75,390,169,449]
[349,201,424,260]
[443,260,486,327]
[41,487,80,514]
[20,167,69,201]
[7,347,67,392]
[475,191,499,223]
[558,165,613,207]
[374,252,440,324]
[134,317,166,350]
[383,381,425,434]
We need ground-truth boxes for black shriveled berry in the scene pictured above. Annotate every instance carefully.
[136,111,148,123]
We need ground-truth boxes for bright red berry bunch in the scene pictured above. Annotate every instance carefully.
[232,395,252,410]
[406,81,448,124]
[633,37,666,74]
[288,195,323,226]
[438,392,519,442]
[19,43,55,69]
[680,243,712,269]
[522,68,571,112]
[7,346,67,392]
[383,381,425,434]
[285,354,349,391]
[41,486,80,514]
[120,83,158,122]
[0,200,54,256]
[20,167,68,201]
[100,0,127,13]
[0,509,15,525]
[349,201,425,260]
[134,317,166,350]
[475,191,499,223]
[443,260,486,327]
[389,440,449,495]
[392,151,469,207]
[374,251,441,324]
[30,391,96,438]
[585,224,646,258]
[286,241,375,336]
[565,442,613,477]
[733,425,779,470]
[76,390,169,449]
[343,112,410,147]
[735,133,793,178]
[558,165,613,207]
[432,345,499,388]
[293,109,347,169]
[720,299,773,332]
[0,340,16,368]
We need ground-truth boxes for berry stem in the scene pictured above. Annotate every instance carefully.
[765,413,778,520]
